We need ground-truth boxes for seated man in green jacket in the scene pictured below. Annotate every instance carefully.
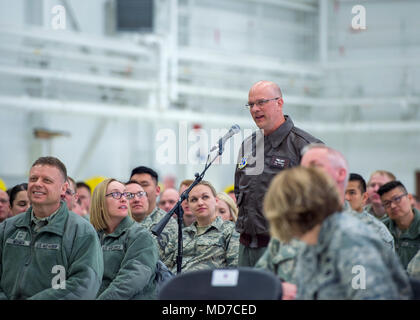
[378,180,420,269]
[0,156,103,300]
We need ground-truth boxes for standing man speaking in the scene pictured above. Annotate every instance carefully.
[234,81,323,267]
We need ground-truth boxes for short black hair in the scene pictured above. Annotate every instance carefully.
[76,181,91,193]
[8,183,28,207]
[349,173,366,193]
[130,166,159,184]
[377,180,407,197]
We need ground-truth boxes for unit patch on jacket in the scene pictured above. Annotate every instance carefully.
[6,231,30,246]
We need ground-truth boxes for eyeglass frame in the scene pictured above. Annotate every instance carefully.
[65,189,76,196]
[126,191,147,200]
[382,193,408,209]
[105,192,131,200]
[245,97,280,110]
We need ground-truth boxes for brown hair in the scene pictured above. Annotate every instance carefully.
[32,156,67,182]
[264,166,342,242]
[187,181,217,201]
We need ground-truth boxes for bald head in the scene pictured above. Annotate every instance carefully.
[249,81,283,98]
[158,188,179,213]
[301,144,349,202]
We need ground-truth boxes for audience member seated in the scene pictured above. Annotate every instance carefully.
[64,177,86,217]
[345,173,368,213]
[0,156,103,299]
[264,166,412,299]
[129,166,179,265]
[90,178,159,300]
[125,181,149,223]
[158,188,179,213]
[8,183,29,217]
[257,144,394,284]
[76,181,92,215]
[378,181,420,269]
[161,181,239,274]
[216,192,238,222]
[343,173,395,251]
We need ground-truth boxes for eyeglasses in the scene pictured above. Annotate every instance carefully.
[382,193,407,209]
[245,97,280,110]
[126,191,147,199]
[105,192,131,200]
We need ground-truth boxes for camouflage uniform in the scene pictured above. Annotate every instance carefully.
[162,216,239,274]
[383,207,420,269]
[295,212,412,300]
[139,206,179,265]
[255,238,304,283]
[407,249,420,280]
[343,201,395,251]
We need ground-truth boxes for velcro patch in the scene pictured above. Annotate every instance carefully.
[269,156,290,169]
[6,238,30,247]
[102,244,124,251]
[35,242,60,250]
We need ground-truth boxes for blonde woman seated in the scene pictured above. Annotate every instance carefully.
[90,178,159,300]
[264,166,412,300]
[216,192,238,222]
[161,181,240,273]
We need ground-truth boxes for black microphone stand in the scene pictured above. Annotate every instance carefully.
[151,142,225,274]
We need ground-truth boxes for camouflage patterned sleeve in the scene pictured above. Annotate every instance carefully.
[225,228,240,268]
[407,250,420,280]
[254,239,275,271]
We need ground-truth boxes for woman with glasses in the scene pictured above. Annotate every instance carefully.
[8,183,30,216]
[161,181,239,273]
[90,178,159,300]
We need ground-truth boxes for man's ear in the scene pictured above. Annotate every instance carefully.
[337,168,347,184]
[277,98,284,110]
[408,193,414,204]
[61,181,69,197]
[156,184,161,197]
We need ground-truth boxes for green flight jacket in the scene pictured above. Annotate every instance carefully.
[97,216,159,300]
[383,207,420,269]
[0,201,103,299]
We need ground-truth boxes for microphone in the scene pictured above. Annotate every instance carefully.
[210,124,241,152]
